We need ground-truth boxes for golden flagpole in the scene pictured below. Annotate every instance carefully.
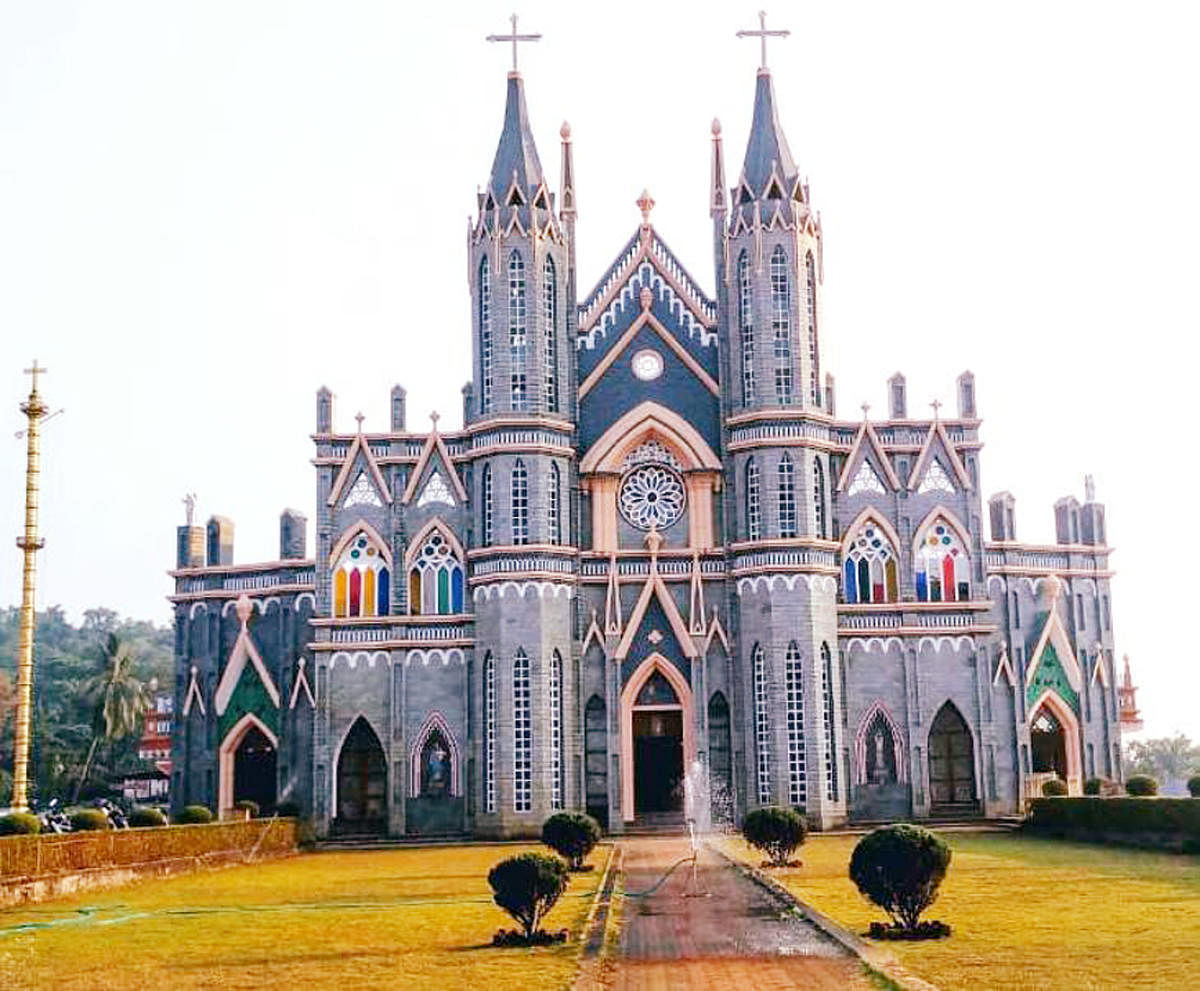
[11,361,48,812]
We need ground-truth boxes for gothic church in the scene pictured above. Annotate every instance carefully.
[169,28,1137,836]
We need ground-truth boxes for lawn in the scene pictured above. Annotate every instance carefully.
[0,843,607,990]
[718,831,1200,991]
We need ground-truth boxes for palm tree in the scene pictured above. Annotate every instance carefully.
[72,633,149,802]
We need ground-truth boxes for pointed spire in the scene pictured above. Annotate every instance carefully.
[741,70,798,197]
[485,73,547,215]
[710,118,726,217]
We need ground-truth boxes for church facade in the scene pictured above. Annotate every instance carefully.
[169,53,1135,837]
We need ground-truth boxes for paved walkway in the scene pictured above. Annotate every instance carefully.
[606,837,875,990]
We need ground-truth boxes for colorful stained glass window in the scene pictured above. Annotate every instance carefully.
[915,518,970,602]
[842,521,898,604]
[332,531,390,618]
[408,529,464,616]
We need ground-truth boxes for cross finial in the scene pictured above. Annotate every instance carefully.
[23,360,47,395]
[487,13,542,76]
[860,401,871,421]
[736,10,790,72]
[430,410,441,432]
[354,411,365,434]
[930,399,942,421]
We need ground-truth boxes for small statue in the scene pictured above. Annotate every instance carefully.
[182,493,196,527]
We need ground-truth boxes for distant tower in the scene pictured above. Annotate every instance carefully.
[1117,656,1143,732]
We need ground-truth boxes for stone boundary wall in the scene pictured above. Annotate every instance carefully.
[0,818,297,907]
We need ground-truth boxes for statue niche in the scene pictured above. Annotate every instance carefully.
[865,712,898,785]
[420,730,452,798]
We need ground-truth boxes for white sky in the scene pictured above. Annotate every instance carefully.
[1,2,1197,740]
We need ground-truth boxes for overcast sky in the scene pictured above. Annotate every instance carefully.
[1,1,1196,740]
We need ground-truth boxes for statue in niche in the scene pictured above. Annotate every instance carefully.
[866,715,897,785]
[421,733,450,798]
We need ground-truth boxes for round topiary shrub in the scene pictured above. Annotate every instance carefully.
[1083,777,1103,796]
[1187,776,1200,799]
[69,808,110,832]
[235,799,260,819]
[849,824,952,938]
[742,806,808,867]
[173,804,214,825]
[487,852,570,944]
[128,806,167,828]
[1042,778,1069,797]
[0,812,41,835]
[541,812,602,871]
[1125,775,1158,796]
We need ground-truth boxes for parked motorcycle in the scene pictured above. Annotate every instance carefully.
[37,798,71,834]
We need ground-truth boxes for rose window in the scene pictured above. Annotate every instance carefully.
[619,464,686,530]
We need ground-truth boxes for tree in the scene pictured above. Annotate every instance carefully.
[1126,735,1200,792]
[487,853,570,941]
[73,633,150,802]
[849,824,952,933]
[742,806,808,867]
[541,812,602,871]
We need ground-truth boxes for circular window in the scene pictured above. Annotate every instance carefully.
[631,349,664,381]
[619,464,686,530]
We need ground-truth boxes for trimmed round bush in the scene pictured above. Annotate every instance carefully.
[849,824,952,932]
[69,808,110,832]
[235,799,260,819]
[0,812,41,835]
[1126,775,1158,797]
[487,852,570,941]
[1042,778,1069,797]
[541,812,601,871]
[1083,777,1103,796]
[1188,776,1200,799]
[128,806,167,828]
[173,804,214,825]
[742,805,808,867]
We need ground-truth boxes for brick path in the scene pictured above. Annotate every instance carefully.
[606,836,874,990]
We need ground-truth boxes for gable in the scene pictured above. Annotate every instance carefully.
[618,594,692,687]
[908,421,972,491]
[837,421,900,493]
[328,434,392,507]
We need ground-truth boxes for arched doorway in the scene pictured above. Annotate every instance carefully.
[1031,706,1066,777]
[335,717,387,834]
[1027,691,1082,794]
[618,654,696,823]
[928,702,978,811]
[707,691,733,826]
[233,726,277,811]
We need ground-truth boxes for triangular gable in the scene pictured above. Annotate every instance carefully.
[401,431,468,505]
[917,457,957,495]
[615,574,698,661]
[328,433,393,507]
[289,657,316,710]
[837,420,900,493]
[703,607,730,656]
[993,643,1016,687]
[582,609,605,655]
[417,471,456,508]
[182,664,206,717]
[214,597,281,716]
[343,472,383,508]
[908,421,972,491]
[1025,594,1083,699]
[1091,651,1110,688]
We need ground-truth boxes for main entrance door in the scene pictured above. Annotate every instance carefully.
[336,717,387,834]
[633,709,684,814]
[928,702,978,810]
[233,725,277,812]
[1031,706,1067,777]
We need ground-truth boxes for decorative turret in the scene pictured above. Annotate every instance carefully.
[1118,655,1143,731]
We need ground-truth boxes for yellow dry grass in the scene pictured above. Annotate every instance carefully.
[718,832,1200,991]
[0,843,606,990]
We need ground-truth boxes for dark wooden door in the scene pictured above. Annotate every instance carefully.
[928,703,976,806]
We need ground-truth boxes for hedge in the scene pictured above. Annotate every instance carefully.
[0,818,297,882]
[1028,798,1200,841]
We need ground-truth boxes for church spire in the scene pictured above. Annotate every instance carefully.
[740,69,799,197]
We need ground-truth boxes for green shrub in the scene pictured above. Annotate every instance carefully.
[541,812,601,871]
[1042,778,1069,797]
[235,800,260,819]
[0,812,41,836]
[1188,776,1200,799]
[487,852,570,940]
[1028,797,1200,838]
[1083,778,1103,796]
[742,806,808,867]
[1125,775,1158,796]
[173,804,214,825]
[849,824,952,931]
[128,806,167,828]
[69,809,110,832]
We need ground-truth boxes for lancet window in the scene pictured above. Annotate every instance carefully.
[785,642,806,806]
[480,257,493,414]
[915,517,970,602]
[511,460,529,545]
[738,251,756,403]
[508,251,526,362]
[746,459,762,541]
[806,252,820,405]
[483,653,496,813]
[513,649,532,813]
[843,520,899,604]
[550,650,564,810]
[332,531,391,619]
[778,454,797,538]
[543,257,558,412]
[771,246,793,403]
[813,458,827,539]
[407,529,464,616]
[548,462,561,545]
[481,465,494,546]
[821,643,838,801]
[753,643,771,805]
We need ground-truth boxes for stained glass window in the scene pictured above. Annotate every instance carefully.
[513,649,532,813]
[332,531,390,618]
[343,472,383,508]
[738,251,756,403]
[842,521,899,604]
[550,650,563,810]
[511,460,529,545]
[917,458,956,495]
[619,464,686,531]
[543,256,558,412]
[483,653,496,813]
[480,257,493,414]
[408,529,464,616]
[778,455,797,538]
[915,517,970,602]
[785,642,806,806]
[753,643,771,805]
[771,246,793,403]
[847,460,886,496]
[746,459,761,541]
[806,252,820,406]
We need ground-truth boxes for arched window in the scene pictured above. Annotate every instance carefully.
[806,252,820,405]
[550,650,563,810]
[511,459,529,545]
[548,462,561,546]
[752,643,771,805]
[407,528,464,616]
[509,251,527,411]
[821,642,837,801]
[785,642,806,806]
[915,517,970,602]
[737,251,756,403]
[746,459,761,541]
[543,256,558,412]
[332,530,390,618]
[771,245,792,403]
[483,653,496,813]
[513,648,532,813]
[480,256,493,414]
[843,520,899,604]
[813,457,827,540]
[778,454,797,538]
[481,465,494,547]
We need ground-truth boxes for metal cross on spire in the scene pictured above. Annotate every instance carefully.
[23,360,47,396]
[737,10,791,71]
[930,399,942,421]
[487,14,542,75]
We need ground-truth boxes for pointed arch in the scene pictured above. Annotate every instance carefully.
[927,700,977,807]
[330,522,392,618]
[855,701,907,784]
[333,714,387,826]
[619,652,696,822]
[785,642,806,806]
[912,505,973,603]
[579,400,722,474]
[404,517,466,570]
[218,712,278,816]
[841,507,903,604]
[1028,689,1083,794]
[408,710,462,797]
[329,519,393,569]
